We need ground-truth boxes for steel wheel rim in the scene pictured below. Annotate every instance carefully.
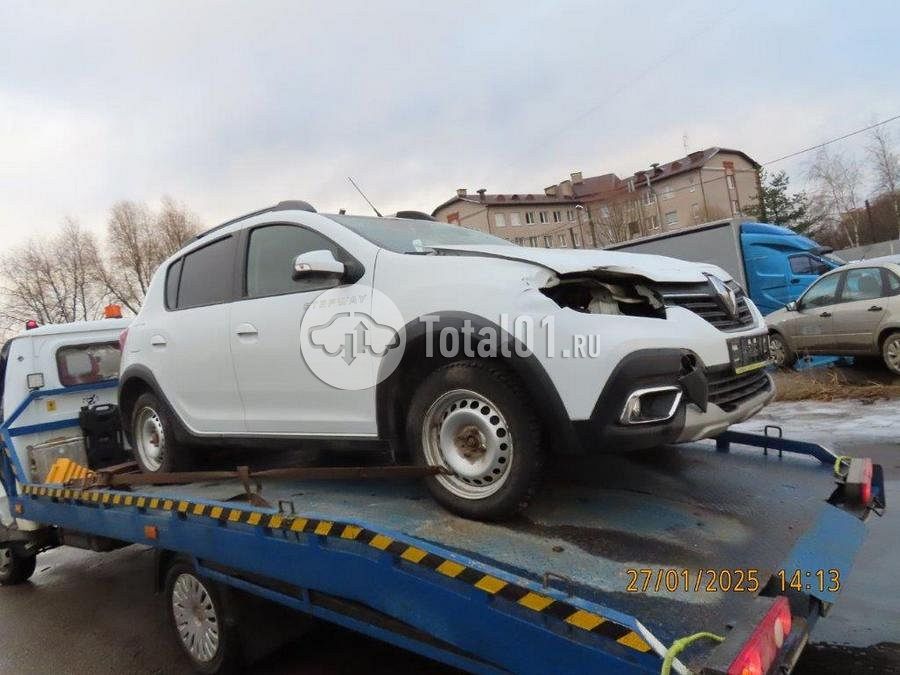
[172,573,220,663]
[770,335,786,366]
[886,336,900,371]
[135,406,165,472]
[0,548,12,577]
[422,388,513,500]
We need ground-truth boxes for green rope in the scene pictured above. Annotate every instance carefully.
[661,631,725,675]
[833,454,852,477]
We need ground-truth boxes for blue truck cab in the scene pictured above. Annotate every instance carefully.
[608,219,843,316]
[740,222,843,315]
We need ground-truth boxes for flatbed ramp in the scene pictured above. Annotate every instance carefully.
[14,437,873,674]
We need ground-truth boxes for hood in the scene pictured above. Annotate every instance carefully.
[434,245,732,284]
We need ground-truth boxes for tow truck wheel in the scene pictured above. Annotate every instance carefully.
[769,332,796,369]
[132,392,189,473]
[882,332,900,375]
[407,360,544,521]
[165,561,241,675]
[0,545,37,586]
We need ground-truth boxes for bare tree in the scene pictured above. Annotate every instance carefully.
[867,125,900,238]
[594,199,640,245]
[0,219,105,330]
[807,148,865,248]
[100,198,201,313]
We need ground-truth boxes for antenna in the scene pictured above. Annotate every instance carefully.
[347,177,382,217]
[682,132,689,154]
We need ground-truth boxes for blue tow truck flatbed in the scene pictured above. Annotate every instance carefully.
[3,405,884,675]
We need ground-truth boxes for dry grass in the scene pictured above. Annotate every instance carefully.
[773,365,900,402]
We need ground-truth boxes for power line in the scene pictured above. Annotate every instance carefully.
[762,114,900,166]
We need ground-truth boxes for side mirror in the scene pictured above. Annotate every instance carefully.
[785,301,797,312]
[293,250,345,280]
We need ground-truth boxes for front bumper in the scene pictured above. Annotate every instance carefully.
[573,348,775,453]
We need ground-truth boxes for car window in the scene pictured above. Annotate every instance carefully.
[841,268,884,302]
[246,224,345,297]
[789,254,831,276]
[176,236,236,309]
[328,214,513,253]
[886,269,900,295]
[800,273,841,308]
[56,342,121,387]
[165,257,183,310]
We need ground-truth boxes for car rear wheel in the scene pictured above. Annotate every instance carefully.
[882,332,900,375]
[0,545,36,585]
[769,333,796,369]
[406,361,544,521]
[132,392,189,473]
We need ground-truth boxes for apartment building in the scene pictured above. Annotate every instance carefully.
[432,147,760,247]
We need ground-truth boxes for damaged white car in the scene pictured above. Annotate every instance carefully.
[119,203,774,520]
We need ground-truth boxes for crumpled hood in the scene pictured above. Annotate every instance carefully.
[434,245,732,283]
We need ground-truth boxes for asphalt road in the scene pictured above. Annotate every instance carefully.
[0,400,896,674]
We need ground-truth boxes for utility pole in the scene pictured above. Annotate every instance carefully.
[865,199,877,244]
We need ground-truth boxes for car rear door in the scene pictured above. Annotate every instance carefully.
[229,222,378,436]
[829,267,889,352]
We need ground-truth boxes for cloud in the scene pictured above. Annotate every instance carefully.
[1,0,899,239]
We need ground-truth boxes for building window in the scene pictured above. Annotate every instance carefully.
[645,215,659,230]
[539,211,549,224]
[514,237,524,245]
[509,212,522,227]
[558,234,568,247]
[661,185,674,201]
[529,236,538,246]
[664,210,678,226]
[642,190,655,206]
[552,210,562,223]
[494,213,506,228]
[525,212,536,224]
[689,176,696,192]
[627,179,635,192]
[543,235,553,247]
[691,203,701,222]
[573,232,582,247]
[599,204,610,218]
[726,175,736,190]
[731,200,740,215]
[566,209,576,222]
[628,221,641,238]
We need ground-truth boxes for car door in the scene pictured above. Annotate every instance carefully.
[230,222,378,436]
[789,272,842,353]
[829,267,888,352]
[157,235,245,433]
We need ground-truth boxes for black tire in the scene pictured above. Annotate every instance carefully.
[769,332,796,369]
[131,392,190,473]
[165,560,241,675]
[0,546,36,586]
[882,331,900,376]
[405,360,544,521]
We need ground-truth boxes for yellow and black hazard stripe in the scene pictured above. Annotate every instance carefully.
[21,484,651,653]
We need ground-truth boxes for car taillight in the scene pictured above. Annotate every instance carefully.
[845,457,874,505]
[118,328,129,351]
[728,596,792,675]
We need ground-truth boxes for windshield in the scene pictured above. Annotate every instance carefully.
[328,214,514,253]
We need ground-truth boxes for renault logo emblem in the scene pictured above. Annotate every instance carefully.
[705,274,738,318]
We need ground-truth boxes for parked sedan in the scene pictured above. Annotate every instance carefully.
[767,255,900,374]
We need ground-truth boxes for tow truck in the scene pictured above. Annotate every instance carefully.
[0,319,886,674]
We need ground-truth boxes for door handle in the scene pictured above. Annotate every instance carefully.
[235,323,259,337]
[791,278,800,284]
[150,335,167,347]
[819,311,832,318]
[868,305,883,312]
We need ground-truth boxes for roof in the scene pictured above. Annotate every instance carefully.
[14,318,131,339]
[843,253,900,269]
[631,147,760,184]
[431,192,579,216]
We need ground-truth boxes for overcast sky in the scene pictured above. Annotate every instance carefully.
[2,0,899,241]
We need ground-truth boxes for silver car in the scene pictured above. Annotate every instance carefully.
[766,254,900,374]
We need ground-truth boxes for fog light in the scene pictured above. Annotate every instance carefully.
[619,386,682,425]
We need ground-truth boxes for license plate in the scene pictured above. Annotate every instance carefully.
[728,335,770,374]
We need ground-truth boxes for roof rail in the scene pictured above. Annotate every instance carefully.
[393,210,437,221]
[192,200,317,242]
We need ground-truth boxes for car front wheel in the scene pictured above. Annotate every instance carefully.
[406,361,544,521]
[769,332,796,369]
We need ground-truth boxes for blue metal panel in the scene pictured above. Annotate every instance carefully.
[15,492,662,675]
[8,418,80,437]
[776,505,865,604]
[715,429,836,465]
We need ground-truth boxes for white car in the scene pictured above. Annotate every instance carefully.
[119,201,774,520]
